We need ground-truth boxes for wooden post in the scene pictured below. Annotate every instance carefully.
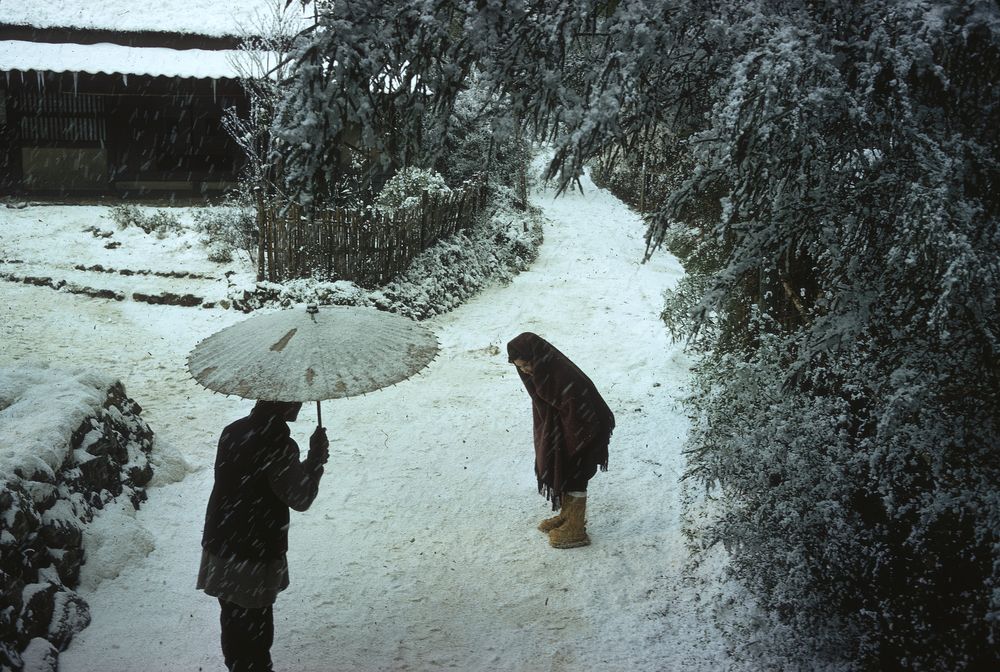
[639,148,647,212]
[255,190,266,281]
[420,191,430,247]
[515,121,527,208]
[266,205,276,282]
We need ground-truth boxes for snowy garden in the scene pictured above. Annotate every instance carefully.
[1,173,725,671]
[2,1,999,671]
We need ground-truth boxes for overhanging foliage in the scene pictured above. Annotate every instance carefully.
[276,1,1000,667]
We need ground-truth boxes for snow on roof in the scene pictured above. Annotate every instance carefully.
[0,39,250,78]
[0,0,313,38]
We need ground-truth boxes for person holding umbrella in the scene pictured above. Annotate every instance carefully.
[507,332,616,549]
[197,400,329,672]
[188,303,437,669]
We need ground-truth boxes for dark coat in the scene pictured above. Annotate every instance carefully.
[201,408,323,562]
[507,332,615,508]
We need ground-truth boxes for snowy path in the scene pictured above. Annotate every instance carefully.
[3,175,728,670]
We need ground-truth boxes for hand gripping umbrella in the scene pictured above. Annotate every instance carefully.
[187,303,438,427]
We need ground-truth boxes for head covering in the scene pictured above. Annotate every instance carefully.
[507,332,615,509]
[248,400,298,447]
[252,400,301,418]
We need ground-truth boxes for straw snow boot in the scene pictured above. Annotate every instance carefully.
[537,507,566,533]
[548,494,590,549]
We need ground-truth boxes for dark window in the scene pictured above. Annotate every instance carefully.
[16,92,107,145]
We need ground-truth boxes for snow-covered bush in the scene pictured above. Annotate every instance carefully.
[370,201,542,319]
[426,80,533,197]
[229,198,543,319]
[109,205,183,238]
[374,167,451,216]
[229,278,368,312]
[657,3,1000,669]
[270,5,450,204]
[191,203,258,264]
[270,2,542,207]
[590,129,689,214]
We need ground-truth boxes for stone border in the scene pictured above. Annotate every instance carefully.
[72,264,217,280]
[0,272,211,307]
[1,382,155,671]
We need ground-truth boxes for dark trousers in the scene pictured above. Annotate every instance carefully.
[218,598,274,672]
[564,461,598,493]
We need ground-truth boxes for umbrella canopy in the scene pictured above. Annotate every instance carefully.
[187,304,438,403]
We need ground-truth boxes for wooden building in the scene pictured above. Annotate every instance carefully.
[0,2,305,199]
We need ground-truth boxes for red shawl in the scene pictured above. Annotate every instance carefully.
[507,332,615,509]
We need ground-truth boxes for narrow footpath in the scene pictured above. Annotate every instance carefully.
[34,172,729,671]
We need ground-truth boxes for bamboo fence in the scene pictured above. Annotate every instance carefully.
[256,182,489,287]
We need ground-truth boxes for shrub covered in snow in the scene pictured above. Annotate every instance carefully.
[191,203,258,264]
[654,4,1000,670]
[374,167,452,217]
[426,80,533,197]
[590,130,690,215]
[229,278,369,312]
[370,201,542,319]
[229,199,543,319]
[109,205,184,239]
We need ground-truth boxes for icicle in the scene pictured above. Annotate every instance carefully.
[122,73,128,86]
[73,72,78,95]
[212,78,217,102]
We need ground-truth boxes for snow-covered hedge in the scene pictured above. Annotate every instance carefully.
[374,167,452,217]
[0,367,156,672]
[228,197,543,319]
[656,4,1000,669]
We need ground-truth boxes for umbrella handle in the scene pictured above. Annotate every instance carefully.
[316,400,323,429]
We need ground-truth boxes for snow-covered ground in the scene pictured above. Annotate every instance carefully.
[1,173,731,670]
